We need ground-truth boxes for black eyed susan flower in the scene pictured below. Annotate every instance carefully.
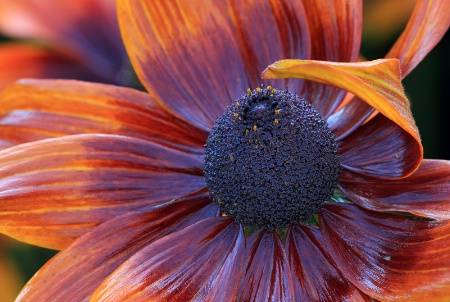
[0,0,449,301]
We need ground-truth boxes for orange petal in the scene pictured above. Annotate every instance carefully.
[16,195,218,301]
[339,159,450,220]
[285,225,372,301]
[0,79,206,152]
[237,230,294,301]
[262,59,422,176]
[117,0,310,131]
[386,0,450,77]
[320,203,450,301]
[326,0,449,142]
[92,217,244,301]
[0,44,101,91]
[0,0,125,78]
[0,134,205,250]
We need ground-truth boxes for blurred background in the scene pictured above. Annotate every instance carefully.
[0,0,448,301]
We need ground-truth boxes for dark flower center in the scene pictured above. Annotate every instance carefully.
[204,86,341,229]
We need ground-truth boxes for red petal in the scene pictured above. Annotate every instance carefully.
[117,0,310,131]
[0,44,102,91]
[0,0,125,79]
[285,225,372,301]
[339,159,450,219]
[320,203,450,301]
[92,217,244,302]
[387,0,450,77]
[339,114,421,178]
[16,194,218,301]
[300,0,362,117]
[0,134,205,250]
[237,230,294,301]
[0,79,206,152]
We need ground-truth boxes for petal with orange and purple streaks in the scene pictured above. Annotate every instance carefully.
[386,0,450,77]
[339,159,450,220]
[0,134,205,250]
[0,79,207,152]
[117,0,310,131]
[338,114,421,179]
[285,225,371,301]
[320,203,450,301]
[16,194,219,301]
[299,0,362,117]
[92,217,244,302]
[236,230,294,301]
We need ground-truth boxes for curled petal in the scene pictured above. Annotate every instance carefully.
[16,194,219,301]
[92,217,244,302]
[262,59,417,141]
[262,59,422,176]
[320,203,450,301]
[326,0,449,142]
[117,0,310,131]
[387,0,450,77]
[237,230,294,301]
[285,225,371,301]
[339,114,421,178]
[0,134,205,250]
[339,159,450,220]
[0,79,206,152]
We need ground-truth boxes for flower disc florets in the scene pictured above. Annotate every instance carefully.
[204,86,341,229]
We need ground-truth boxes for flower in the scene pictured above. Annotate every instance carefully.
[0,0,130,91]
[0,0,449,301]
